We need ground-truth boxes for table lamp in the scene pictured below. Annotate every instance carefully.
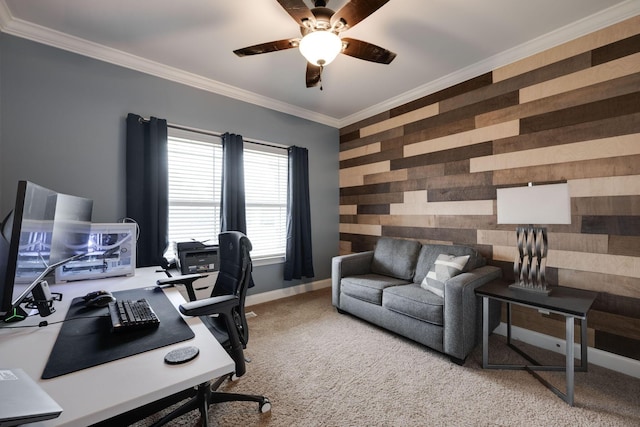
[496,183,571,295]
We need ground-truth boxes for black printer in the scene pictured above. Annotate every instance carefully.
[174,241,219,275]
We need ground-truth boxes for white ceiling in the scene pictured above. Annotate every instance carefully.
[0,0,637,128]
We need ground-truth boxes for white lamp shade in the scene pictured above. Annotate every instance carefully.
[299,31,342,66]
[497,183,571,225]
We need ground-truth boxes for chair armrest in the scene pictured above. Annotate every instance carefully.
[443,265,502,360]
[331,251,374,307]
[180,294,247,377]
[179,295,238,317]
[157,273,208,302]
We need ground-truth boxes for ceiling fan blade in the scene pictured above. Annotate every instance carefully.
[306,63,321,88]
[330,0,390,31]
[234,39,299,57]
[341,37,396,64]
[276,0,316,28]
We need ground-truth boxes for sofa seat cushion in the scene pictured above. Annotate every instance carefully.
[341,274,411,305]
[382,283,444,326]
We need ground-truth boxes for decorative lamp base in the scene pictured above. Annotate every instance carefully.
[512,226,552,296]
[508,283,552,295]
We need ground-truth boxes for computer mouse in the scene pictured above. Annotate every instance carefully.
[83,290,110,301]
[84,290,115,307]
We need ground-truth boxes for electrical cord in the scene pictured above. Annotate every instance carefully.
[1,314,108,329]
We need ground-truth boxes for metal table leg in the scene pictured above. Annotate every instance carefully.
[565,315,575,405]
[482,296,489,368]
[482,298,586,406]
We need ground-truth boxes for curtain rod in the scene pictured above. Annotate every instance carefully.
[138,117,289,151]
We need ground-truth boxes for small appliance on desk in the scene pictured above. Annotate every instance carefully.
[55,223,136,283]
[174,241,219,275]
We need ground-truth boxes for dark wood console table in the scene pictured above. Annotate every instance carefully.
[475,280,598,406]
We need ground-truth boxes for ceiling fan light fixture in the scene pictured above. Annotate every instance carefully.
[299,30,342,66]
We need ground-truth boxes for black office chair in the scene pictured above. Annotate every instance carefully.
[153,231,271,427]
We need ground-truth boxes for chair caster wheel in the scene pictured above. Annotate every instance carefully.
[259,398,272,413]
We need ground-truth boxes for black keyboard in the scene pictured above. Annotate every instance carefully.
[108,298,160,332]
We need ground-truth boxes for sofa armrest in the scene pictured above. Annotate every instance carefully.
[331,251,374,307]
[443,265,502,360]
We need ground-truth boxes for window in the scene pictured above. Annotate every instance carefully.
[167,134,221,247]
[243,146,288,258]
[167,130,288,260]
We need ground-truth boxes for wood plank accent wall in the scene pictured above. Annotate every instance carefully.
[339,16,640,361]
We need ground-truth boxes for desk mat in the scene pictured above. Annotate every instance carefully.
[42,286,194,379]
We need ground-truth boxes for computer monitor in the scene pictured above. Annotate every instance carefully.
[0,181,93,321]
[48,193,94,266]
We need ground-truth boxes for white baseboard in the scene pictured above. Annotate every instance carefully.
[246,279,331,307]
[494,323,640,379]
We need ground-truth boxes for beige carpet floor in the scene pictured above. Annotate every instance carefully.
[138,287,640,426]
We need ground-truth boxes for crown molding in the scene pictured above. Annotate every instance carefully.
[0,2,340,128]
[1,1,637,130]
[338,0,640,128]
[0,0,10,29]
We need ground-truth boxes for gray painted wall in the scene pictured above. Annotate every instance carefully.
[0,33,339,295]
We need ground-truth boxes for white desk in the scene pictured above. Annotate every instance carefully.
[0,267,234,426]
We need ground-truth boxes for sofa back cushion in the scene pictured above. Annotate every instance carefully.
[413,244,485,284]
[371,237,421,280]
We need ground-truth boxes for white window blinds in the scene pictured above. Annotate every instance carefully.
[167,132,287,260]
[244,146,288,259]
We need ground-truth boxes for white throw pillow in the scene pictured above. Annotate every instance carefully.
[420,254,470,297]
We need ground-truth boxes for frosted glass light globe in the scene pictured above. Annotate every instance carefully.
[299,31,342,66]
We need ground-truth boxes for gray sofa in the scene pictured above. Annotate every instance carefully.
[332,237,502,363]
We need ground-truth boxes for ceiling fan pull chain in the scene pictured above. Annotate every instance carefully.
[319,65,324,91]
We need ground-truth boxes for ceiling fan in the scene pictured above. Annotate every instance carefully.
[233,0,396,89]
